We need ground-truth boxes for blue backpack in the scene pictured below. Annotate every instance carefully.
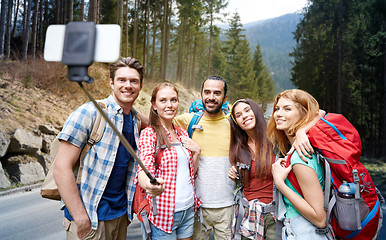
[187,111,204,138]
[187,99,231,138]
[188,99,230,114]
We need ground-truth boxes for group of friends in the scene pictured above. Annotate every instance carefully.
[53,57,328,240]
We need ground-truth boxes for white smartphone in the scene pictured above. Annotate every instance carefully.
[44,24,121,63]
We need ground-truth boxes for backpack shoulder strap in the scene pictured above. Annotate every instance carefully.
[76,101,107,184]
[286,154,304,197]
[188,111,204,138]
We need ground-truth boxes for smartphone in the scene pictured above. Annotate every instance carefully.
[44,23,121,63]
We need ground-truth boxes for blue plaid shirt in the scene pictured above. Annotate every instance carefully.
[58,95,139,229]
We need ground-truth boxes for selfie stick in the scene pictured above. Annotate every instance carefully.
[60,21,159,215]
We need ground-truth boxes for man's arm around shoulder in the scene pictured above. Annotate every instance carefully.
[53,141,91,239]
[173,112,193,130]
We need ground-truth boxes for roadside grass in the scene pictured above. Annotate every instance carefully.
[361,157,386,198]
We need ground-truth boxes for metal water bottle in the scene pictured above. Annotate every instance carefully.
[338,181,355,199]
[336,181,358,230]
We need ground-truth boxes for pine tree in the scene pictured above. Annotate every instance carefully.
[252,43,275,111]
[224,12,254,101]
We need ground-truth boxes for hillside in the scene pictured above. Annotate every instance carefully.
[243,13,303,91]
[0,59,201,189]
[0,59,200,135]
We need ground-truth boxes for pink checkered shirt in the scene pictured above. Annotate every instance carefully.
[136,125,201,233]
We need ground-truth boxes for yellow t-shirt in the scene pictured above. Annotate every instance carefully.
[174,112,235,208]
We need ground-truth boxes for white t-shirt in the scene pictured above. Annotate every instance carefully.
[174,143,194,212]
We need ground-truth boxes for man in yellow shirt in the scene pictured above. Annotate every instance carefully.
[174,76,235,240]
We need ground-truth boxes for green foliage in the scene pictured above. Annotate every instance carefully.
[222,13,275,104]
[208,26,226,77]
[223,13,254,101]
[100,0,118,24]
[245,14,302,92]
[290,0,385,156]
[23,74,32,88]
[253,44,275,108]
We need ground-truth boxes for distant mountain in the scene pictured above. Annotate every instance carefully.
[223,13,303,92]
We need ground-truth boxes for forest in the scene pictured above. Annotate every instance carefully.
[290,0,385,157]
[0,0,385,157]
[0,0,275,107]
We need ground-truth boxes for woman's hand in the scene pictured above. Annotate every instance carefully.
[228,165,238,181]
[138,171,165,197]
[144,177,165,197]
[287,129,313,162]
[271,158,292,187]
[180,136,201,155]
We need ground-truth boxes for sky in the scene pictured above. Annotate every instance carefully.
[224,0,309,24]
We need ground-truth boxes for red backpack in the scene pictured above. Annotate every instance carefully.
[287,113,383,240]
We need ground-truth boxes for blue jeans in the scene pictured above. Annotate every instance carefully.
[282,215,328,240]
[149,206,194,240]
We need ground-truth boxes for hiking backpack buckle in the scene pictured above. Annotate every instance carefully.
[352,169,359,183]
[192,125,203,130]
[315,227,329,234]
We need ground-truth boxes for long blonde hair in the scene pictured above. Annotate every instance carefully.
[267,89,319,156]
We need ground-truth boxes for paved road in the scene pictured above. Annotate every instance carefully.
[0,187,385,239]
[0,188,141,239]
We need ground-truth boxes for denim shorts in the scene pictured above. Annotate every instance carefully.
[150,205,194,240]
[282,215,328,240]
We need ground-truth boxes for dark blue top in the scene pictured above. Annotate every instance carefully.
[65,111,137,221]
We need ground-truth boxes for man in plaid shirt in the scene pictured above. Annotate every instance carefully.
[53,57,147,240]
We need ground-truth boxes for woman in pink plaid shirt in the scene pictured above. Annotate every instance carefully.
[137,82,202,240]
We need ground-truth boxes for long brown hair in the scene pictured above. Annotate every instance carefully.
[229,99,273,186]
[267,89,319,156]
[149,82,179,148]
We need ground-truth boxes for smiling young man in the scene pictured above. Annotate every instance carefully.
[174,76,235,240]
[53,57,147,240]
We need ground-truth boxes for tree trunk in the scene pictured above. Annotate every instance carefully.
[56,0,60,23]
[337,0,343,113]
[207,13,213,76]
[0,0,8,58]
[132,0,138,57]
[44,0,49,28]
[190,36,197,89]
[11,0,20,38]
[116,0,120,24]
[5,0,13,58]
[150,0,157,79]
[94,0,98,23]
[31,0,39,59]
[160,0,169,81]
[383,21,386,157]
[68,0,73,22]
[80,0,84,21]
[22,0,32,59]
[176,22,185,82]
[38,0,43,53]
[61,0,66,23]
[119,0,123,26]
[88,0,94,22]
[143,0,148,73]
[145,0,150,76]
[125,0,129,56]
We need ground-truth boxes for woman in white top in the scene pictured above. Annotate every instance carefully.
[137,82,201,240]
